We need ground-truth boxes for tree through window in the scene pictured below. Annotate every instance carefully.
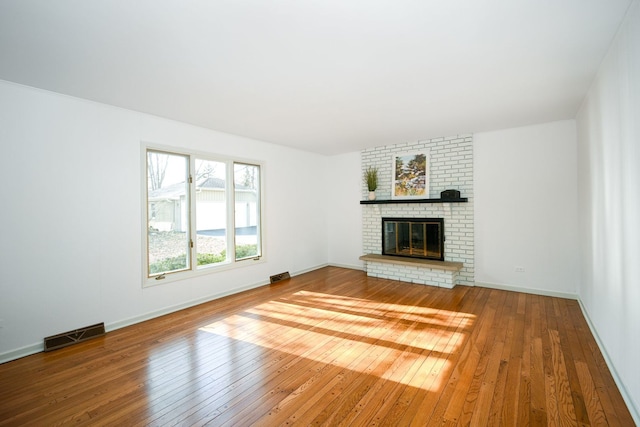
[145,148,262,282]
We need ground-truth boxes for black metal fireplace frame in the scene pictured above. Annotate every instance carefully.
[381,217,445,261]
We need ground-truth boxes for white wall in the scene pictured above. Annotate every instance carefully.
[327,151,363,270]
[474,120,579,296]
[576,0,640,421]
[0,81,328,360]
[329,122,582,293]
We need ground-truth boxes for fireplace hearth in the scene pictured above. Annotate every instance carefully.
[382,218,444,261]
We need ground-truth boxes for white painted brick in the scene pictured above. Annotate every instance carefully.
[362,134,474,287]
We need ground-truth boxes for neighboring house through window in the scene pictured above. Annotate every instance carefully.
[144,147,262,285]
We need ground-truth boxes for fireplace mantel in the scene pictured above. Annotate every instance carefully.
[360,197,467,205]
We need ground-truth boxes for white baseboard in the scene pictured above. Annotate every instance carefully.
[291,263,329,276]
[0,279,272,365]
[107,278,271,332]
[475,280,578,300]
[577,299,640,426]
[0,265,333,364]
[110,264,345,333]
[0,342,44,365]
[328,262,365,271]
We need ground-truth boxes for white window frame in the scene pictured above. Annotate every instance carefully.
[141,143,264,287]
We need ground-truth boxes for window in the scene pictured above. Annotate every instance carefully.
[234,163,261,260]
[145,147,262,284]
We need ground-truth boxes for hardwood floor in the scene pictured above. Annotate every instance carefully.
[0,267,634,426]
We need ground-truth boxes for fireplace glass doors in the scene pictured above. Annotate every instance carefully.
[382,218,444,261]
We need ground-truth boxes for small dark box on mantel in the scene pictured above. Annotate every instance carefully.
[440,189,461,200]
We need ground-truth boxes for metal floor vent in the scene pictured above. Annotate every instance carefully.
[270,271,290,284]
[44,322,105,352]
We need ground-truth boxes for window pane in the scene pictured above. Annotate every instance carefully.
[234,163,260,260]
[195,159,227,267]
[147,151,190,276]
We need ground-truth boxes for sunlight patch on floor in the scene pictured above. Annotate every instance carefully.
[197,290,475,391]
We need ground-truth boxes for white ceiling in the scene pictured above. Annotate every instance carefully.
[0,1,632,155]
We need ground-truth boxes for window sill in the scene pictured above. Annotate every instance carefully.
[143,256,265,288]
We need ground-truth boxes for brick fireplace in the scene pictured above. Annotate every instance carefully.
[361,135,474,288]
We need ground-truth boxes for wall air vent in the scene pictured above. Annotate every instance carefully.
[44,322,105,352]
[270,271,290,284]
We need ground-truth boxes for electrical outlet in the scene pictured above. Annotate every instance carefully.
[515,267,525,273]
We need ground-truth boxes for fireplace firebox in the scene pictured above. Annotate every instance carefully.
[382,218,444,261]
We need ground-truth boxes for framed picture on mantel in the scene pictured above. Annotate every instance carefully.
[391,150,430,200]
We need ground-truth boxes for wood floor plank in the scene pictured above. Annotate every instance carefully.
[409,286,490,426]
[544,296,578,427]
[391,286,488,426]
[261,284,440,426]
[487,291,517,426]
[155,279,415,426]
[465,290,510,426]
[438,288,502,425]
[0,267,635,426]
[449,290,510,426]
[517,292,533,427]
[234,282,426,425]
[553,298,590,426]
[342,292,469,426]
[530,294,549,425]
[499,292,526,426]
[141,278,391,425]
